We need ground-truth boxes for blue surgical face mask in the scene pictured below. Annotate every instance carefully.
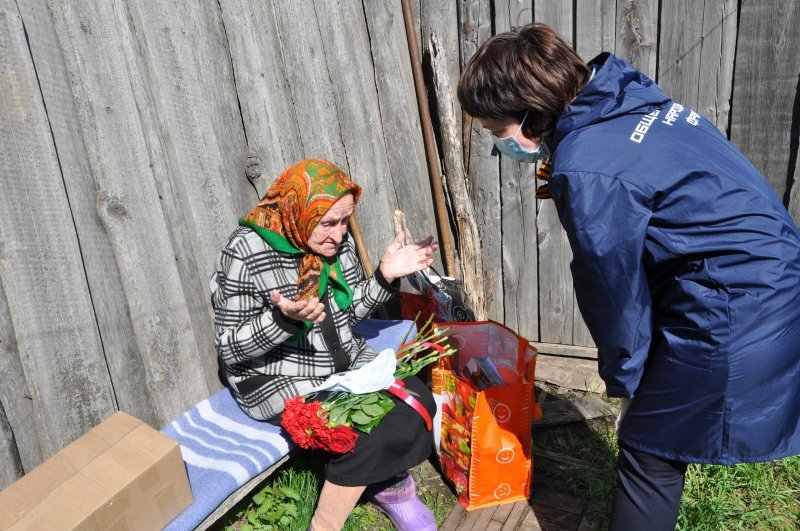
[492,111,549,163]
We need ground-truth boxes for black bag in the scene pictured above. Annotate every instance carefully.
[404,266,475,322]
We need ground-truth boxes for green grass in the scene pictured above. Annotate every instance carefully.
[533,394,800,531]
[213,453,455,531]
[212,453,322,531]
[678,457,800,530]
[533,415,619,528]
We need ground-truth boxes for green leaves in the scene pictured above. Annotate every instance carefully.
[350,410,371,425]
[278,486,301,501]
[360,393,379,405]
[360,403,386,417]
[240,483,302,531]
[322,390,395,434]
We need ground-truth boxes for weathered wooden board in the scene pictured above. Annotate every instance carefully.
[571,293,595,347]
[552,8,595,349]
[421,0,461,150]
[0,0,117,460]
[533,448,599,471]
[440,502,466,530]
[218,0,303,196]
[123,1,254,394]
[409,0,422,56]
[15,1,159,430]
[311,0,400,264]
[489,502,516,530]
[530,4,582,347]
[535,355,604,392]
[0,401,22,489]
[533,342,598,359]
[790,161,800,224]
[461,0,504,321]
[615,0,658,79]
[494,4,538,340]
[45,0,212,424]
[575,0,617,61]
[361,0,439,252]
[440,498,531,531]
[534,0,573,39]
[657,0,737,131]
[729,0,800,201]
[691,0,738,131]
[422,0,486,313]
[469,501,506,530]
[554,0,593,352]
[577,503,604,531]
[494,0,533,33]
[525,487,584,530]
[0,280,39,489]
[527,475,603,530]
[533,396,612,428]
[501,501,531,530]
[270,0,347,169]
[499,159,540,341]
[531,486,585,517]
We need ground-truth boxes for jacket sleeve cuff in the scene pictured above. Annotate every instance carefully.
[604,382,634,399]
[374,264,401,292]
[271,306,305,335]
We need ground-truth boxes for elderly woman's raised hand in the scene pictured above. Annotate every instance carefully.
[270,290,326,324]
[378,232,439,284]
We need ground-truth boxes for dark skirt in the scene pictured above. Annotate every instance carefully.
[267,375,435,487]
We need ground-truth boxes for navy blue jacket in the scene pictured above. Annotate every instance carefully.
[549,53,800,464]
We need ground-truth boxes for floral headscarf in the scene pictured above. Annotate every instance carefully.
[241,158,361,304]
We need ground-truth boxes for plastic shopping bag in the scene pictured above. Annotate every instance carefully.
[399,267,475,324]
[431,320,540,510]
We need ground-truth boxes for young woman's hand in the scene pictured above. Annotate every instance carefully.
[378,232,439,284]
[270,290,326,324]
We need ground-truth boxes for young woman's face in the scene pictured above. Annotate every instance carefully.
[477,116,542,151]
[308,194,355,257]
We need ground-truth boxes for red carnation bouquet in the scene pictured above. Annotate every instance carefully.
[281,396,361,453]
[281,317,453,454]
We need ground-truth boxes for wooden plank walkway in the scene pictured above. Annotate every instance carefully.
[441,474,601,531]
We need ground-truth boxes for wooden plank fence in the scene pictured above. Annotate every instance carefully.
[1,0,799,488]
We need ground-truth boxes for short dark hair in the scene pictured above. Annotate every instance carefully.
[457,23,591,137]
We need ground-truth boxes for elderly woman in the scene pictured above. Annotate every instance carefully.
[457,23,800,530]
[211,159,438,531]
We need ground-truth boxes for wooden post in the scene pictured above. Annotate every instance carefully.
[400,0,457,277]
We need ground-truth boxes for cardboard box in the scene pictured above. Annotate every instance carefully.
[0,412,192,530]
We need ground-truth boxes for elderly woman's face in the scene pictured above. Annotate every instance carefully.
[309,193,355,257]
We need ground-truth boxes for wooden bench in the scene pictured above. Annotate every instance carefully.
[160,318,416,530]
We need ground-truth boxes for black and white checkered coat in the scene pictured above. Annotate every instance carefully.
[210,226,397,420]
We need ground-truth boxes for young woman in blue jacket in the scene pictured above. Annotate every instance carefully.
[457,23,800,530]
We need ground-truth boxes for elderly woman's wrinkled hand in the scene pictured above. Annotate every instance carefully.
[379,232,439,284]
[270,290,326,324]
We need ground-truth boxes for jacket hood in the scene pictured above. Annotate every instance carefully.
[552,53,670,146]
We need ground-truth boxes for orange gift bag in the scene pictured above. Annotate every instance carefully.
[432,321,541,510]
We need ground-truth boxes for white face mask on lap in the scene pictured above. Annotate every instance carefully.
[492,111,550,164]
